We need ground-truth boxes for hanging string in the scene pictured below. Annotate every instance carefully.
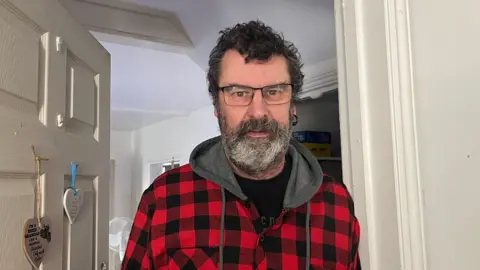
[31,145,48,228]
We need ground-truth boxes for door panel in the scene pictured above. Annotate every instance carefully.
[0,0,110,269]
[63,176,96,270]
[0,115,58,269]
[0,176,36,270]
[66,51,98,136]
[0,3,45,117]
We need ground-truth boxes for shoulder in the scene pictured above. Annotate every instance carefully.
[311,174,357,219]
[139,164,221,207]
[309,175,362,267]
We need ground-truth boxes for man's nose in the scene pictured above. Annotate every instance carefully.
[247,90,268,118]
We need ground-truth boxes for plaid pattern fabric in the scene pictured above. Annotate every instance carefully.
[121,164,360,270]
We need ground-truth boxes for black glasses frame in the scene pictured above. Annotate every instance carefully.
[219,83,294,106]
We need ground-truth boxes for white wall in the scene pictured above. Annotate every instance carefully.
[134,105,219,166]
[110,130,134,219]
[338,0,480,268]
[409,1,479,269]
[130,105,220,207]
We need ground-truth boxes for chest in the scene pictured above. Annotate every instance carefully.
[150,197,353,270]
[236,162,291,220]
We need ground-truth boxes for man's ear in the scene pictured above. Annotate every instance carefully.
[214,107,218,118]
[291,105,297,116]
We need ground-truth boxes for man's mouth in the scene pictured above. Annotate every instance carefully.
[246,130,270,138]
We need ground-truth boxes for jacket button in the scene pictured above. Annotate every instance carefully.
[259,235,265,242]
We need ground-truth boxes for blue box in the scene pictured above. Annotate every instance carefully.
[292,131,331,144]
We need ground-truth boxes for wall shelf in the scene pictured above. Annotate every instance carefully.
[317,157,342,161]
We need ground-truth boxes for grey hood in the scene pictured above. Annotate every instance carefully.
[189,135,324,209]
[189,135,323,269]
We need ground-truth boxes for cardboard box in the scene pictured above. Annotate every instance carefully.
[292,131,332,157]
[292,131,331,144]
[303,143,332,157]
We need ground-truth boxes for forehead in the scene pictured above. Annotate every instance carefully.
[219,50,290,87]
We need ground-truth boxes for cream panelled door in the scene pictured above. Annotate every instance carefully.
[0,0,110,269]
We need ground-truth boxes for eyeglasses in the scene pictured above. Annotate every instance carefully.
[219,83,293,106]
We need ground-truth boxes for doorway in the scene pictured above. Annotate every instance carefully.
[95,0,373,269]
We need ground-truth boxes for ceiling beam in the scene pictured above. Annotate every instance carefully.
[59,0,193,49]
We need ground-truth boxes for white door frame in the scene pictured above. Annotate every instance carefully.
[335,0,427,269]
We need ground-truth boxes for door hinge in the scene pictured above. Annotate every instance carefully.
[56,36,63,52]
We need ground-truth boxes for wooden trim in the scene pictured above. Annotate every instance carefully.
[384,0,428,268]
[299,58,339,100]
[334,0,372,269]
[338,0,430,267]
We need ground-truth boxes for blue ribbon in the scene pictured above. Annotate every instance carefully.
[71,162,77,196]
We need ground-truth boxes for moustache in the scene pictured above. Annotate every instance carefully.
[235,117,280,136]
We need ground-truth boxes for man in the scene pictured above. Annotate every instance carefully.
[121,20,361,270]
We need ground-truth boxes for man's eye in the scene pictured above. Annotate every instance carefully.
[267,90,279,96]
[233,91,248,97]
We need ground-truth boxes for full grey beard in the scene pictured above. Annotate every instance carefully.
[218,114,292,177]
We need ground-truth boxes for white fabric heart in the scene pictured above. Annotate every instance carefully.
[22,217,51,270]
[63,188,84,224]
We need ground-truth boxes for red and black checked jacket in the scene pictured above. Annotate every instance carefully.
[122,138,361,270]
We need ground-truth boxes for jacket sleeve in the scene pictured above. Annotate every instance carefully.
[349,216,362,270]
[121,196,153,270]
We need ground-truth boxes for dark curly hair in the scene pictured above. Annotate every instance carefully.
[207,20,304,107]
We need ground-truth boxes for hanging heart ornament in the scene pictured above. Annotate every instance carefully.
[22,217,51,269]
[63,188,84,224]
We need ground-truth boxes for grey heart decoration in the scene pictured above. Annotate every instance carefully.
[22,217,51,270]
[63,188,84,224]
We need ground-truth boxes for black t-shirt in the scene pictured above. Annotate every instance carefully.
[236,154,292,229]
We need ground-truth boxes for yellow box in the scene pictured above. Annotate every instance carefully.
[303,143,331,157]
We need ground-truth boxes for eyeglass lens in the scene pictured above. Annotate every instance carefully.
[223,84,292,106]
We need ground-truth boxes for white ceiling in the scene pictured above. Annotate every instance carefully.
[100,0,336,130]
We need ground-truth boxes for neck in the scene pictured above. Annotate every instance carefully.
[231,157,285,180]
